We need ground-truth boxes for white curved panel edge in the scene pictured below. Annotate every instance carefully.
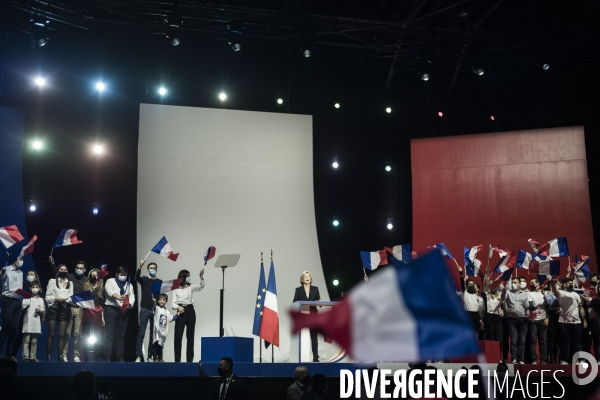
[137,104,330,362]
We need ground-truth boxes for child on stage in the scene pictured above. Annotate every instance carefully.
[152,294,180,362]
[22,282,45,361]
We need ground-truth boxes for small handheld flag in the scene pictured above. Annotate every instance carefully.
[384,244,412,262]
[15,289,33,299]
[120,278,131,313]
[432,242,453,259]
[70,290,96,310]
[0,225,25,249]
[360,250,388,270]
[97,264,109,280]
[464,245,482,277]
[528,237,569,257]
[203,246,216,266]
[151,236,179,261]
[54,229,83,248]
[494,249,516,273]
[152,278,184,294]
[19,235,37,258]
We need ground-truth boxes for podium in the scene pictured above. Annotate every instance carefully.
[296,301,341,363]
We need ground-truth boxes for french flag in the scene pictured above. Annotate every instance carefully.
[384,244,413,262]
[203,245,216,266]
[0,225,24,249]
[432,242,453,259]
[529,259,560,276]
[290,251,479,362]
[152,278,184,294]
[70,290,96,310]
[97,264,109,280]
[360,250,388,270]
[151,236,179,261]
[260,261,279,348]
[494,249,516,273]
[54,229,83,248]
[464,245,482,277]
[120,278,131,313]
[18,235,37,258]
[15,289,33,299]
[490,268,515,291]
[573,255,592,287]
[528,237,569,257]
[516,250,536,269]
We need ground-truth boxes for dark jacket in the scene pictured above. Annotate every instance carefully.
[287,381,307,400]
[211,374,249,400]
[293,286,321,313]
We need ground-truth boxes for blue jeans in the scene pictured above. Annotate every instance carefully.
[508,317,528,362]
[136,308,154,359]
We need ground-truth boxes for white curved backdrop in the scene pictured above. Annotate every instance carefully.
[137,104,329,362]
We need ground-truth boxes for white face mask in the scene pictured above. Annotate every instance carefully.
[26,275,35,283]
[75,269,84,276]
[519,282,527,289]
[118,275,127,282]
[185,277,190,283]
[32,289,39,295]
[498,285,505,292]
[16,259,23,268]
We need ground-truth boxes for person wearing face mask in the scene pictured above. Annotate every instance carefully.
[172,268,205,362]
[0,258,24,360]
[81,268,105,361]
[211,357,249,400]
[526,278,549,364]
[582,273,600,362]
[501,277,529,364]
[21,282,45,361]
[11,270,42,360]
[483,278,504,362]
[461,278,484,335]
[103,266,136,362]
[544,281,560,363]
[45,264,74,361]
[287,366,310,400]
[550,277,586,365]
[135,259,161,362]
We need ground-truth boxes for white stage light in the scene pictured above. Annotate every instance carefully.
[95,82,106,92]
[385,165,391,172]
[543,63,550,71]
[92,203,99,215]
[421,73,430,81]
[334,103,340,109]
[332,161,339,169]
[33,139,43,150]
[29,203,37,212]
[34,77,46,87]
[159,87,167,96]
[219,92,227,101]
[277,98,283,105]
[303,49,311,58]
[387,222,394,230]
[333,279,339,286]
[93,144,104,154]
[386,107,392,113]
[88,335,96,344]
[477,68,484,76]
[332,219,339,227]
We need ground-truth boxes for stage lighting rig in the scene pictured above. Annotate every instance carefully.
[30,18,50,47]
[165,14,183,46]
[227,20,245,51]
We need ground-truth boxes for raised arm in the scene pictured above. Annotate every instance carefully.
[135,259,144,284]
[49,256,58,276]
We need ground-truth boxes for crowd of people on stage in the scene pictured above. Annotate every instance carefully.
[460,265,600,365]
[0,256,204,363]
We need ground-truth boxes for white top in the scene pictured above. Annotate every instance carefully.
[153,306,177,347]
[104,278,136,309]
[486,297,502,315]
[171,281,205,310]
[527,291,548,321]
[1,265,23,298]
[462,291,480,313]
[45,278,73,307]
[22,297,45,333]
[556,290,581,324]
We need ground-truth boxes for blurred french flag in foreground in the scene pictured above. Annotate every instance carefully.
[384,244,413,262]
[291,250,478,362]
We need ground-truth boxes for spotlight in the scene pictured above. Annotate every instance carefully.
[303,49,311,58]
[219,92,227,101]
[386,107,392,114]
[421,73,430,81]
[334,103,340,109]
[385,165,392,172]
[171,37,180,46]
[476,68,485,76]
[93,144,104,155]
[32,139,43,150]
[34,76,46,87]
[29,200,36,212]
[332,161,339,169]
[543,63,550,71]
[92,203,99,215]
[232,43,242,52]
[332,279,339,286]
[37,38,47,47]
[165,15,182,46]
[227,20,245,51]
[332,219,339,227]
[95,82,106,92]
[438,111,443,117]
[387,221,394,230]
[490,115,495,121]
[301,36,315,58]
[277,98,283,105]
[88,335,96,345]
[158,87,167,96]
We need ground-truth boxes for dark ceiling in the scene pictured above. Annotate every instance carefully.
[1,0,600,298]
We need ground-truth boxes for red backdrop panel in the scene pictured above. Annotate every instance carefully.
[411,126,596,277]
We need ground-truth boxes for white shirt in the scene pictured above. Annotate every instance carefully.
[171,281,205,310]
[462,291,480,313]
[486,297,502,315]
[153,306,177,347]
[22,297,45,334]
[527,291,548,321]
[556,290,582,324]
[45,278,73,307]
[104,278,136,309]
[1,265,23,298]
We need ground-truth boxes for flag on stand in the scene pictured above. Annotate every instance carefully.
[203,245,216,266]
[54,229,83,248]
[384,244,412,262]
[290,251,479,362]
[464,245,482,277]
[151,236,179,261]
[15,289,33,299]
[494,249,516,273]
[260,260,279,348]
[432,243,453,259]
[18,235,37,258]
[360,250,388,270]
[97,264,109,280]
[528,237,569,257]
[0,225,24,249]
[252,261,267,337]
[152,278,184,294]
[70,290,96,310]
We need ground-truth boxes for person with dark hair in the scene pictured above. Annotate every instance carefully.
[583,273,600,361]
[461,278,484,334]
[151,293,180,362]
[293,271,322,362]
[527,278,549,364]
[45,263,73,361]
[0,257,24,360]
[11,269,42,359]
[21,281,45,361]
[301,373,328,400]
[287,366,310,400]
[0,357,25,400]
[551,277,586,365]
[135,258,161,362]
[211,356,249,400]
[50,256,88,362]
[103,266,135,362]
[171,268,205,362]
[72,369,96,400]
[82,268,105,361]
[501,277,529,364]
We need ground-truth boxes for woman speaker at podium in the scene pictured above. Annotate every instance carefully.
[293,271,321,362]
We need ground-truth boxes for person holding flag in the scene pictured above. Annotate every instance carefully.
[103,266,135,362]
[0,257,25,359]
[171,268,205,362]
[293,271,321,362]
[501,277,529,364]
[81,268,105,361]
[135,259,162,362]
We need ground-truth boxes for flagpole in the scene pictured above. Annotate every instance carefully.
[50,247,54,257]
[271,249,275,363]
[260,251,263,364]
[144,250,152,261]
